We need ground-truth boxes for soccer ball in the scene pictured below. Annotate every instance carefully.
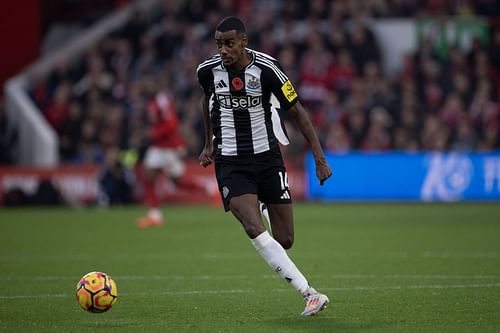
[75,271,118,313]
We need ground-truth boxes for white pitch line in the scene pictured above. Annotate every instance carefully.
[159,289,252,296]
[0,294,68,299]
[319,283,500,292]
[1,283,500,300]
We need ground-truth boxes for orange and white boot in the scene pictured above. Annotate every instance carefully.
[301,287,329,316]
[137,209,164,228]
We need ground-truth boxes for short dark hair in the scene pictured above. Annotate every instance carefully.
[215,16,246,35]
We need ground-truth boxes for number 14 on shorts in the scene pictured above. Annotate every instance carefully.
[278,171,289,190]
[278,172,290,200]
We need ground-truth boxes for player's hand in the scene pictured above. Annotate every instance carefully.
[316,158,332,186]
[198,146,214,167]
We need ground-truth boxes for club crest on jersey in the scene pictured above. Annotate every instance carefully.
[281,80,297,102]
[246,76,260,90]
[232,77,244,91]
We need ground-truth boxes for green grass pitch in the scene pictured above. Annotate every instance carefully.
[1,203,500,332]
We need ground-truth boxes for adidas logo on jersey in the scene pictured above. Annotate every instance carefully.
[280,190,290,200]
[215,80,228,89]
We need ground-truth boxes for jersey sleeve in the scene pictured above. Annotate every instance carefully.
[265,60,298,110]
[196,64,213,96]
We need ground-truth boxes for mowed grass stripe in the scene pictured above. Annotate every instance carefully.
[3,282,500,299]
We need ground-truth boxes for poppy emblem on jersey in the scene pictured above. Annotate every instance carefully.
[281,80,297,102]
[246,76,260,90]
[232,77,244,91]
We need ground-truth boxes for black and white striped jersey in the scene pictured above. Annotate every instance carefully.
[197,49,298,158]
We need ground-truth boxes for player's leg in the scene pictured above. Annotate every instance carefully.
[164,149,214,195]
[265,203,294,249]
[219,165,308,291]
[229,194,310,294]
[230,194,329,315]
[162,149,185,187]
[228,194,266,238]
[137,167,164,227]
[263,202,330,315]
[137,147,164,227]
[257,162,329,316]
[217,160,328,315]
[258,164,294,249]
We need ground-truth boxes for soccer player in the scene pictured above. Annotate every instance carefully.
[197,16,333,316]
[137,88,186,228]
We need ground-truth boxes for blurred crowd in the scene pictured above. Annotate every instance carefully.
[27,0,500,168]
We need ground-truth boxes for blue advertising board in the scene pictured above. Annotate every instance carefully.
[306,152,500,201]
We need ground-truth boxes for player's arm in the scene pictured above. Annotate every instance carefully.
[265,59,332,185]
[199,94,214,167]
[197,64,215,167]
[289,101,332,185]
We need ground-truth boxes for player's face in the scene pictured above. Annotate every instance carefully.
[215,30,247,68]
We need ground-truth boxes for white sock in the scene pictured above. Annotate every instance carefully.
[148,209,162,220]
[250,231,309,294]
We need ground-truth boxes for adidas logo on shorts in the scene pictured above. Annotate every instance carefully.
[280,190,290,200]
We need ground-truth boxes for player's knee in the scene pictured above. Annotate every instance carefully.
[244,221,266,239]
[233,208,265,238]
[229,198,266,238]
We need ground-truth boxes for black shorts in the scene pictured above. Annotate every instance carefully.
[215,149,292,211]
